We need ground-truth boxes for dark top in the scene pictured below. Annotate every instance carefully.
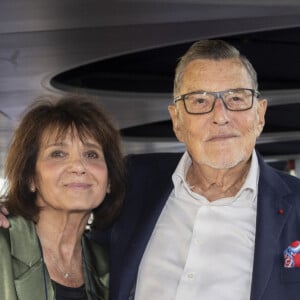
[55,281,87,300]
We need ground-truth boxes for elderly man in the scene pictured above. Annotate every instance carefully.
[105,40,300,300]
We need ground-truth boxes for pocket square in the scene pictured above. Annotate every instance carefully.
[284,241,300,268]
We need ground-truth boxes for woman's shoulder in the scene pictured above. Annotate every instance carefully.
[8,215,33,224]
[0,215,27,239]
[0,216,37,253]
[5,215,35,235]
[0,223,10,249]
[0,216,26,255]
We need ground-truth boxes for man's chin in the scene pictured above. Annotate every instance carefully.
[203,155,245,170]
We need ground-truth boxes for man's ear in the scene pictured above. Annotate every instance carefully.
[168,104,184,142]
[256,98,268,136]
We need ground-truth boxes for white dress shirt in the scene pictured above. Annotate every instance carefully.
[134,151,259,300]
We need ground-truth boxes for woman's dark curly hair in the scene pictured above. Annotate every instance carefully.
[3,95,125,229]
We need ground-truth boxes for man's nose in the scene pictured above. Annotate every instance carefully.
[212,98,230,124]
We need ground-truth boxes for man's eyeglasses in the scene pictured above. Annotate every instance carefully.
[173,88,260,115]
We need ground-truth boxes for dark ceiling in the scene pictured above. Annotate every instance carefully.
[51,27,300,93]
[51,27,300,161]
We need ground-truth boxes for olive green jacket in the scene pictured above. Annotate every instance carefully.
[0,216,109,300]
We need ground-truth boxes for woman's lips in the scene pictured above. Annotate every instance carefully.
[64,182,91,189]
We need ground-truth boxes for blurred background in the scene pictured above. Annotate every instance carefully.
[0,0,300,181]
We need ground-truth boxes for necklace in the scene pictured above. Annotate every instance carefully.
[43,246,84,286]
[38,237,94,300]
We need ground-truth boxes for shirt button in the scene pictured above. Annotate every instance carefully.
[194,239,200,245]
[187,272,195,279]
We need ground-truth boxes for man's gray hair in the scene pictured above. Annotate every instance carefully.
[173,40,258,96]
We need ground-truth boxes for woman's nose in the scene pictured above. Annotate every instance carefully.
[69,156,86,175]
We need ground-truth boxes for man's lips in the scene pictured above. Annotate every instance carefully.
[206,134,238,141]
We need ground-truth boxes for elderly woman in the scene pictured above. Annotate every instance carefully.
[0,96,125,299]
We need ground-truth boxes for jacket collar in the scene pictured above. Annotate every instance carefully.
[250,152,293,300]
[9,216,41,266]
[9,217,108,300]
[82,234,109,299]
[9,216,55,299]
[116,164,176,300]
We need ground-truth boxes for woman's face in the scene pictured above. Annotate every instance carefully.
[33,129,110,213]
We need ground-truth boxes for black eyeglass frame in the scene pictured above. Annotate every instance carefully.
[173,88,260,115]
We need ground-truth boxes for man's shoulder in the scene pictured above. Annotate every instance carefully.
[275,169,300,190]
[260,158,300,192]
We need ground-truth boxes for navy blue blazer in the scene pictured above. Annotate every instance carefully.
[92,151,300,300]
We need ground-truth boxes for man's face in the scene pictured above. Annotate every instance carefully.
[168,58,267,169]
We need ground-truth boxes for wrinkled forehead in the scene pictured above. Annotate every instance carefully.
[181,58,254,91]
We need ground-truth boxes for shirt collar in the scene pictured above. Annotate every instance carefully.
[235,150,259,200]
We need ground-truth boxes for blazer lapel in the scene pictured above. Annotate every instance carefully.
[82,235,109,300]
[250,159,293,300]
[14,263,54,299]
[9,217,55,299]
[116,174,175,300]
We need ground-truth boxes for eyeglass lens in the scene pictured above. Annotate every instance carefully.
[184,89,254,113]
